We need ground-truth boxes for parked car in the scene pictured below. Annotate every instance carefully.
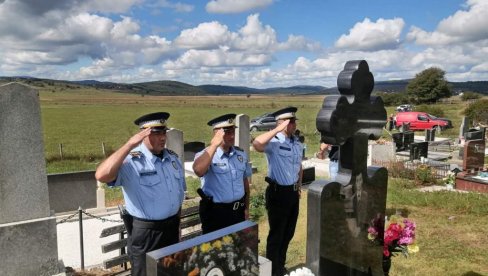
[250,113,276,131]
[396,104,413,112]
[395,111,452,131]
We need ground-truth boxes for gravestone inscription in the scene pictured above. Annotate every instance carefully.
[308,60,388,276]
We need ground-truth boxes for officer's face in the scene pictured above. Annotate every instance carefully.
[145,130,167,153]
[222,127,235,147]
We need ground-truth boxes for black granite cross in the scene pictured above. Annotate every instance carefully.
[307,60,388,276]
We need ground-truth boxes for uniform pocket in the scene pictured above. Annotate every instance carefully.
[139,173,160,186]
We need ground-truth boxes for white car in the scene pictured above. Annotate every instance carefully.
[396,104,413,112]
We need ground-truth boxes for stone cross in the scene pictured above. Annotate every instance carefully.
[0,83,61,275]
[307,60,388,275]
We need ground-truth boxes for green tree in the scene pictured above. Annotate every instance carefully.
[406,67,451,104]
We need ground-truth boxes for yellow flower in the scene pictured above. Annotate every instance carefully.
[200,242,211,253]
[367,233,376,240]
[222,235,233,245]
[407,244,419,254]
[212,240,222,250]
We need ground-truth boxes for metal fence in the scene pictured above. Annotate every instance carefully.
[372,158,451,179]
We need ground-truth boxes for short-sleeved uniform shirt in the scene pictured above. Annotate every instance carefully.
[264,132,303,185]
[108,143,186,220]
[195,146,252,203]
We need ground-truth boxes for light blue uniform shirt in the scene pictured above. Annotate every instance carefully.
[195,146,252,203]
[109,143,186,220]
[264,132,303,185]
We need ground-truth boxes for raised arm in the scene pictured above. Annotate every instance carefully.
[252,120,289,152]
[95,128,151,183]
[192,129,224,177]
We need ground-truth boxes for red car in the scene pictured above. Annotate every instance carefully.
[395,111,452,131]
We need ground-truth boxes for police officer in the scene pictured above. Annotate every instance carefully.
[252,107,303,276]
[193,113,252,234]
[95,112,186,276]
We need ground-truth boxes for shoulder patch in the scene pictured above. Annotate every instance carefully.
[129,151,142,158]
[166,149,179,157]
[234,146,244,152]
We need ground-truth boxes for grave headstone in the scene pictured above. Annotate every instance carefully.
[425,129,436,142]
[403,131,414,149]
[310,60,388,275]
[392,132,404,151]
[409,142,428,161]
[166,128,184,165]
[462,139,485,171]
[235,114,251,158]
[147,221,259,276]
[183,141,206,162]
[368,144,395,166]
[0,83,61,275]
[459,116,470,141]
[465,129,483,141]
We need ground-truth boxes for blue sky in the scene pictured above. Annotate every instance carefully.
[0,0,487,88]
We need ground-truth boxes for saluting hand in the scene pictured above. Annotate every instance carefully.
[127,128,152,149]
[210,128,225,148]
[275,119,290,132]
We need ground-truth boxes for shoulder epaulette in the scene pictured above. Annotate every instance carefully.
[129,151,142,158]
[166,149,179,157]
[234,146,244,152]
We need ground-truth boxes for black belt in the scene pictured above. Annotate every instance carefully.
[132,214,179,229]
[269,182,299,192]
[213,196,245,211]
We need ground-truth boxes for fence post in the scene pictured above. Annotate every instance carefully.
[59,143,64,159]
[78,206,85,270]
[102,142,106,156]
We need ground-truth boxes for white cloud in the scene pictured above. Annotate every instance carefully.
[174,21,232,49]
[407,0,488,46]
[335,18,405,51]
[206,0,273,14]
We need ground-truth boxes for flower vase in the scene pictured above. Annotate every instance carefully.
[382,257,391,276]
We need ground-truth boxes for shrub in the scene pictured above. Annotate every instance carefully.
[414,164,438,186]
[460,91,481,101]
[414,104,445,117]
[249,193,266,222]
[463,99,488,126]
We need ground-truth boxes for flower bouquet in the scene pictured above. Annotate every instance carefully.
[443,171,456,189]
[368,214,419,275]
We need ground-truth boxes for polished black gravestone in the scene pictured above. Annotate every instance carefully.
[409,142,428,161]
[147,221,259,276]
[309,60,388,276]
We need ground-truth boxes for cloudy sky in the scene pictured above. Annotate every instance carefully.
[0,0,487,88]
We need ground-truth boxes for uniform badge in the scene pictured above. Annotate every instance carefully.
[237,155,243,162]
[172,161,177,170]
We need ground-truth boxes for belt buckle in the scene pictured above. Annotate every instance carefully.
[233,202,239,210]
[293,184,297,191]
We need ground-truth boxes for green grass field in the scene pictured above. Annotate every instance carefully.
[37,88,488,275]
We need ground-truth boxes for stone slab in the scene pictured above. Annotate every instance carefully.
[48,171,97,213]
[0,216,61,276]
[0,83,51,224]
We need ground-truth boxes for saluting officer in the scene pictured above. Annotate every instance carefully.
[252,107,303,276]
[95,112,186,276]
[193,113,252,234]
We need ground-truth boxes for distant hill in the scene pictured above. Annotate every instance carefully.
[1,76,487,95]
